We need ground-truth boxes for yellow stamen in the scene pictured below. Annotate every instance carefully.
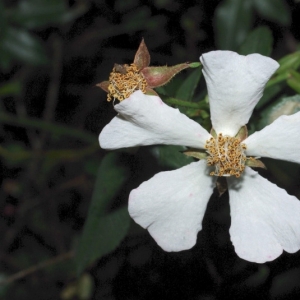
[107,63,147,102]
[205,133,247,178]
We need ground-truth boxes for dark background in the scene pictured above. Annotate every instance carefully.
[1,0,300,299]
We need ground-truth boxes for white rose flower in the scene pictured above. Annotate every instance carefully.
[99,51,300,263]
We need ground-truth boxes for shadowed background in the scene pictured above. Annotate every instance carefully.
[1,0,300,299]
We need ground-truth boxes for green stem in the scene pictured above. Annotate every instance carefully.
[0,112,97,144]
[0,251,74,285]
[0,144,99,162]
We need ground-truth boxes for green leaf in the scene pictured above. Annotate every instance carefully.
[270,268,300,298]
[0,27,48,66]
[76,153,130,275]
[175,68,202,101]
[0,81,22,97]
[276,52,300,74]
[8,0,68,28]
[238,26,273,56]
[287,70,300,93]
[150,145,194,169]
[88,152,129,214]
[258,94,300,129]
[253,0,290,26]
[76,207,130,276]
[214,0,253,50]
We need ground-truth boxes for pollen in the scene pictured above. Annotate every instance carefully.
[107,63,147,102]
[205,133,247,178]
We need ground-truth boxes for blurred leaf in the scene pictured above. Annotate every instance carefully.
[75,153,130,275]
[78,274,94,300]
[0,112,97,143]
[253,0,291,26]
[0,81,22,97]
[57,3,89,24]
[150,145,194,169]
[214,0,253,50]
[0,0,7,42]
[258,94,300,129]
[270,268,300,298]
[115,0,140,12]
[8,0,69,29]
[0,144,31,165]
[287,70,300,93]
[84,159,100,176]
[61,273,94,300]
[0,0,9,68]
[87,152,129,214]
[243,265,270,287]
[0,27,48,66]
[238,26,273,56]
[175,68,202,101]
[276,51,300,74]
[0,273,9,296]
[76,207,130,276]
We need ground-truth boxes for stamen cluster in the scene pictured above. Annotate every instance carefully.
[107,63,147,102]
[205,133,247,178]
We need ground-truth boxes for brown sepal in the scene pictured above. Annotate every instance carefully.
[133,38,150,71]
[182,149,207,160]
[141,63,190,88]
[96,81,109,93]
[235,125,248,141]
[245,158,267,169]
[145,87,159,96]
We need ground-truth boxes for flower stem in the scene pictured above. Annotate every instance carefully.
[0,251,74,285]
[0,112,97,144]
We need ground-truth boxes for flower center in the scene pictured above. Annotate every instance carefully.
[107,63,147,102]
[205,133,247,178]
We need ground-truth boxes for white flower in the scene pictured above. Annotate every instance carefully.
[99,51,300,263]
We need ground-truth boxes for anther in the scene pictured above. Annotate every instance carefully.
[205,133,247,178]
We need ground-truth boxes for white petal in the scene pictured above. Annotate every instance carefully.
[244,112,300,164]
[99,90,211,150]
[128,160,215,252]
[228,167,300,263]
[200,51,279,136]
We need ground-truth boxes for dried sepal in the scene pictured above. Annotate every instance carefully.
[96,81,109,93]
[133,38,150,71]
[235,125,248,141]
[182,149,207,160]
[141,63,190,88]
[245,157,266,169]
[210,128,217,139]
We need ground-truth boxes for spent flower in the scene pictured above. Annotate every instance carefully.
[99,50,300,263]
[97,39,193,102]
